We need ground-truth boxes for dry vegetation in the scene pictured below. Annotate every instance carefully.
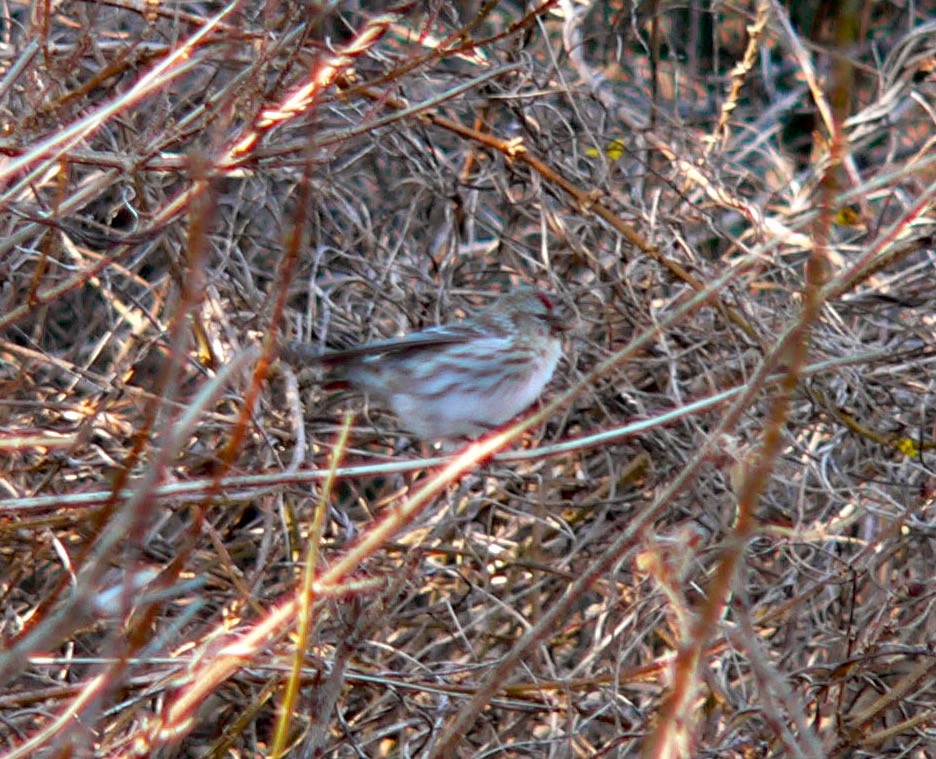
[0,1,934,756]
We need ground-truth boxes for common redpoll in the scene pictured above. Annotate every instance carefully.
[280,287,567,441]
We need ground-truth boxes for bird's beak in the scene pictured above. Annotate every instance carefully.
[549,307,575,334]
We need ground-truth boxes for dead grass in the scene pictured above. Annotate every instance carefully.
[0,1,934,757]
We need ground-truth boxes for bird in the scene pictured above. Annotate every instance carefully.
[279,287,568,441]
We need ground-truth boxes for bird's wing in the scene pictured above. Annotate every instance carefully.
[280,323,484,366]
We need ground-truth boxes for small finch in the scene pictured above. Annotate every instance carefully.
[280,287,568,441]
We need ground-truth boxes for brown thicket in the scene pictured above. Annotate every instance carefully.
[0,2,933,757]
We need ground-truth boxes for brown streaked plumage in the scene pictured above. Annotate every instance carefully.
[280,287,567,441]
